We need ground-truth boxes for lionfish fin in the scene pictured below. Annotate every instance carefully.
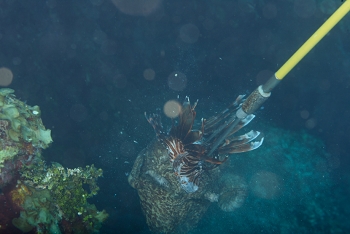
[145,111,164,137]
[170,97,197,142]
[219,137,264,154]
[145,94,264,193]
[223,130,261,147]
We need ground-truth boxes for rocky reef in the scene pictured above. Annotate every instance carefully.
[0,88,108,233]
[129,140,218,233]
[0,88,52,188]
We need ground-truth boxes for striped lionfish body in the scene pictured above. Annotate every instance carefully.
[145,96,263,193]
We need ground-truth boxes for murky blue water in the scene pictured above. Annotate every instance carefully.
[1,0,349,233]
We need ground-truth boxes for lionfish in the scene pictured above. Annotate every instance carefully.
[145,95,263,193]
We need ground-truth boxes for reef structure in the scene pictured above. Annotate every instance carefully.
[0,88,52,188]
[0,88,108,233]
[129,96,263,233]
[14,162,108,234]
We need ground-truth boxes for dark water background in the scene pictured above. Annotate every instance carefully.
[1,0,350,233]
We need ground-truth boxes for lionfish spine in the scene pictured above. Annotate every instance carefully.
[145,170,169,188]
[164,137,186,162]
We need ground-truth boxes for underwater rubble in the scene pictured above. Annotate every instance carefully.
[0,88,108,234]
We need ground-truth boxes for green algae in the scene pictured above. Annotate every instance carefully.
[20,161,108,232]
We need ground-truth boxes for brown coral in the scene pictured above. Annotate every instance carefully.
[10,182,32,207]
[21,142,35,155]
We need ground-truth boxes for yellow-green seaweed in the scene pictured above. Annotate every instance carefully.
[20,161,108,233]
[0,88,52,149]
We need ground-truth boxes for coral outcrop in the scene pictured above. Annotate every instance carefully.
[0,88,52,188]
[0,88,108,233]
